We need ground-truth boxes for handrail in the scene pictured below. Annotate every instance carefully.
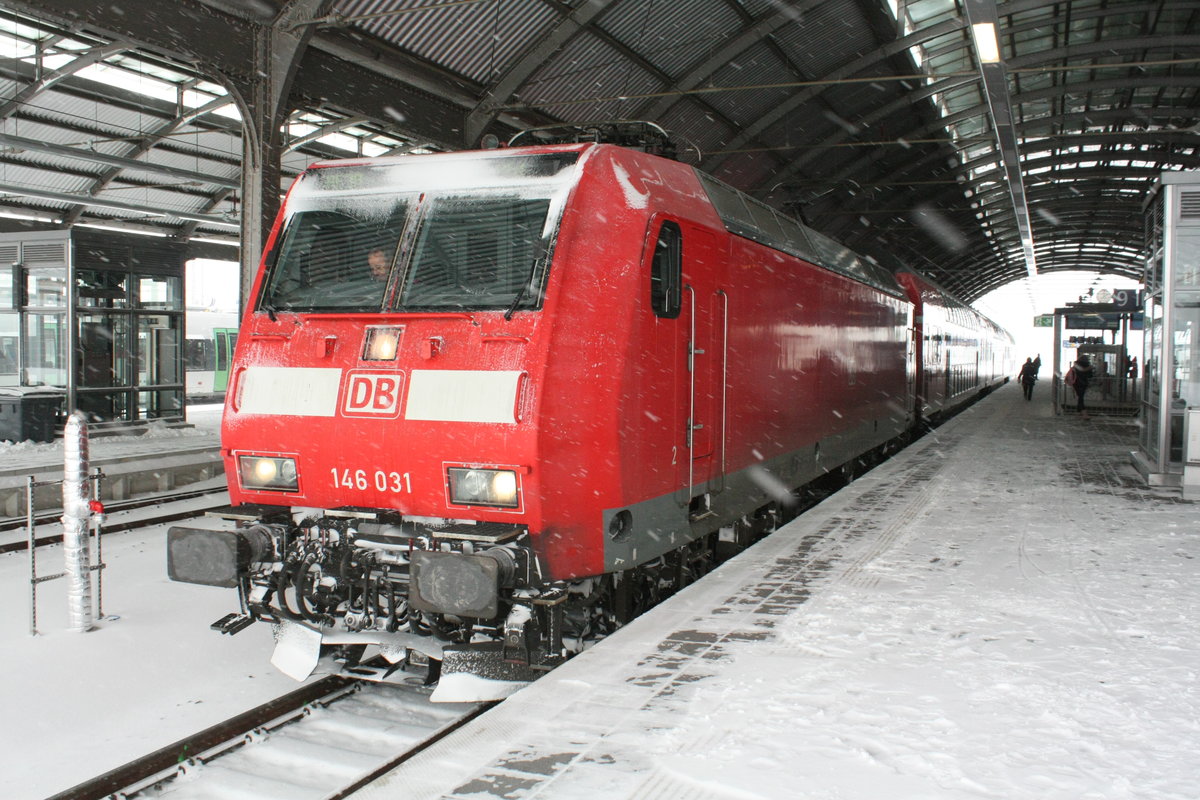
[685,285,696,499]
[716,289,729,493]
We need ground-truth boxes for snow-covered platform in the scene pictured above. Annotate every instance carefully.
[0,406,222,521]
[0,405,292,800]
[357,383,1199,800]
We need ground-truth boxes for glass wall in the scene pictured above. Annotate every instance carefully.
[1169,227,1200,464]
[1140,297,1164,463]
[77,312,133,419]
[77,269,129,308]
[24,312,66,386]
[137,274,181,310]
[26,266,67,307]
[1138,173,1200,483]
[0,230,187,425]
[0,264,17,387]
[137,314,183,418]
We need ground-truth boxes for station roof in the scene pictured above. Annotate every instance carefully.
[0,0,1195,303]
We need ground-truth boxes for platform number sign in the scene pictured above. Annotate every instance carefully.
[1111,289,1140,311]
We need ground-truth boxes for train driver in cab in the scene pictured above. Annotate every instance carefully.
[366,247,389,283]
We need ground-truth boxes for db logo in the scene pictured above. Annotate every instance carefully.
[342,372,405,417]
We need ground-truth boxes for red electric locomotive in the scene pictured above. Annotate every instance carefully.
[168,123,1005,698]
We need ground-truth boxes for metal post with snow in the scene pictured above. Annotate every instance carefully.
[62,411,93,633]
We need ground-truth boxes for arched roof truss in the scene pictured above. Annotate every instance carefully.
[0,0,1197,301]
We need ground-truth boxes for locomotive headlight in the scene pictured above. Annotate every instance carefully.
[254,459,277,483]
[363,326,403,361]
[491,470,518,500]
[447,467,520,508]
[239,455,299,492]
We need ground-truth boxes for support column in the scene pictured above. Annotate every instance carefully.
[229,0,333,312]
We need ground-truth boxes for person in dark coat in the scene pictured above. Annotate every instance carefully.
[1018,357,1037,401]
[1071,353,1095,415]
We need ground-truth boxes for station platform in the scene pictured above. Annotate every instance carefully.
[357,383,1198,800]
[0,406,222,523]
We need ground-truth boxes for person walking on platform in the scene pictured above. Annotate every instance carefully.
[1066,352,1095,417]
[1018,357,1037,401]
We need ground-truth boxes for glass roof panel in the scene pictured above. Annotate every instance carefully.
[76,62,180,104]
[40,53,76,71]
[213,104,242,122]
[901,0,959,28]
[107,53,195,84]
[181,88,221,109]
[53,38,91,52]
[1011,29,1054,50]
[0,31,35,59]
[1016,72,1054,92]
[316,132,359,153]
[194,80,227,96]
[0,16,53,42]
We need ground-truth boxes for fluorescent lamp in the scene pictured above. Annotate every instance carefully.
[972,22,1001,64]
[76,222,168,237]
[0,208,61,224]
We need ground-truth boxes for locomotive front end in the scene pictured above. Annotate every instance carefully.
[168,147,594,695]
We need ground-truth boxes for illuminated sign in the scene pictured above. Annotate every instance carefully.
[1111,289,1140,311]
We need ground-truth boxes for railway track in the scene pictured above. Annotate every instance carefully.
[48,673,488,800]
[0,487,229,554]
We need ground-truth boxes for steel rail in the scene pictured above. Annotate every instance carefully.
[322,700,496,800]
[0,487,229,553]
[45,675,360,800]
[48,671,495,800]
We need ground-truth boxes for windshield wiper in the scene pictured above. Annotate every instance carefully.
[505,239,548,320]
[504,264,535,320]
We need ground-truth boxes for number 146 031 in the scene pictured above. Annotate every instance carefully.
[331,468,411,493]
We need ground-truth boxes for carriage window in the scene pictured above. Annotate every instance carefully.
[184,338,214,371]
[651,220,682,319]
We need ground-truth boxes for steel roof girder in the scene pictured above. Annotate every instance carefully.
[0,131,239,189]
[465,0,610,143]
[0,41,128,121]
[699,15,966,174]
[0,180,238,226]
[10,0,259,83]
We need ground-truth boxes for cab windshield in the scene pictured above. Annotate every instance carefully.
[259,151,580,313]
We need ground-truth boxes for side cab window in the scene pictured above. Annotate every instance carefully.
[650,220,682,319]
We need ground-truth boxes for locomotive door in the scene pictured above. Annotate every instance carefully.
[682,226,725,502]
[906,323,917,421]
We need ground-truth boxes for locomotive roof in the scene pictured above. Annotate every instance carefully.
[297,142,908,300]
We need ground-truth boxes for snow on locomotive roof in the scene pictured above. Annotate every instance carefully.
[300,147,585,197]
[301,139,912,302]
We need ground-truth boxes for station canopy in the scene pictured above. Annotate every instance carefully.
[0,0,1196,302]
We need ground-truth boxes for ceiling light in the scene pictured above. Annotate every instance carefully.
[972,22,1001,64]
